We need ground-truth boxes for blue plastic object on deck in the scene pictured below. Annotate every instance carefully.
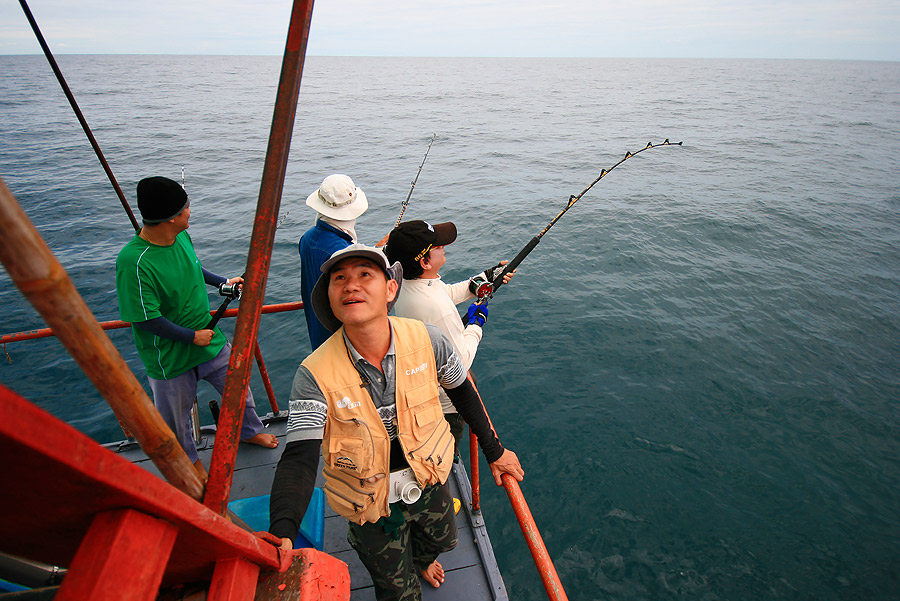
[228,487,325,550]
[0,578,30,593]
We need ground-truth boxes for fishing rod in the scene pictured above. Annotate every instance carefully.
[19,0,140,232]
[472,139,683,301]
[207,277,243,330]
[374,133,436,247]
[395,133,436,227]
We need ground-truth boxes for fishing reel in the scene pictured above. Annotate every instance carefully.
[469,263,506,302]
[470,275,495,302]
[218,281,242,300]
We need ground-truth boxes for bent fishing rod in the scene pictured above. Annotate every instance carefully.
[19,0,140,232]
[395,133,436,227]
[472,139,683,301]
[374,133,436,246]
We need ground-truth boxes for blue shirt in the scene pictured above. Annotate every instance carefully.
[298,220,353,350]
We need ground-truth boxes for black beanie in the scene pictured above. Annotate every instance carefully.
[137,176,189,224]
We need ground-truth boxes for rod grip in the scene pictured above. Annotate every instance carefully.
[493,236,540,294]
[206,298,232,330]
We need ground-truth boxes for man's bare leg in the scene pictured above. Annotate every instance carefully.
[242,432,278,448]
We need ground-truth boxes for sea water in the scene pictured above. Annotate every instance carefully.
[1,55,899,601]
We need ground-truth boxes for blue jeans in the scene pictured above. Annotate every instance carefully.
[148,343,264,463]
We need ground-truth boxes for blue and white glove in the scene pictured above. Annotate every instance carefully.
[465,301,489,328]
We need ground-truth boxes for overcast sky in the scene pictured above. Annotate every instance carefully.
[2,0,898,61]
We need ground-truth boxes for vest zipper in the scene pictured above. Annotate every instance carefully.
[405,419,443,459]
[323,484,364,511]
[433,431,453,466]
[323,465,379,501]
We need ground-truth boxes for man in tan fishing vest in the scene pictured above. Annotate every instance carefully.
[269,243,524,600]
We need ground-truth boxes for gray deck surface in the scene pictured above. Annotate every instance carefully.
[114,412,508,600]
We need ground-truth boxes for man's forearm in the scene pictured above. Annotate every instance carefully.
[202,267,227,287]
[269,439,320,540]
[445,379,504,462]
[133,316,195,344]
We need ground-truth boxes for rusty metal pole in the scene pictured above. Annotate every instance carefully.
[0,302,304,345]
[502,475,569,601]
[204,0,315,515]
[0,177,205,501]
[253,343,280,414]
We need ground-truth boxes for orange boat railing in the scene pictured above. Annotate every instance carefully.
[470,424,569,601]
[0,301,303,415]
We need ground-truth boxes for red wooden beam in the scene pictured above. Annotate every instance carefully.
[55,509,177,601]
[208,558,260,601]
[205,0,315,515]
[255,549,351,600]
[0,383,281,582]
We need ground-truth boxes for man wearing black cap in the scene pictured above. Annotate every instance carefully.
[269,243,524,600]
[384,220,514,454]
[115,176,277,473]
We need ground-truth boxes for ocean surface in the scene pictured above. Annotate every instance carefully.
[2,55,900,600]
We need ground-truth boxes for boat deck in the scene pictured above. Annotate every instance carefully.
[114,412,508,601]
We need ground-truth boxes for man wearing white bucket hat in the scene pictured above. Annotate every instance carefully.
[299,174,369,350]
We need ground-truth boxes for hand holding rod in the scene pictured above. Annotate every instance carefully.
[207,274,245,330]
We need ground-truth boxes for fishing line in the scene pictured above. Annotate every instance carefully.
[474,139,683,301]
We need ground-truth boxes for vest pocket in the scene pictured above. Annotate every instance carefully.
[406,418,454,467]
[323,465,381,520]
[405,382,443,428]
[328,415,376,477]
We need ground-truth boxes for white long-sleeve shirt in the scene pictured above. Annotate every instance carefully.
[392,276,483,413]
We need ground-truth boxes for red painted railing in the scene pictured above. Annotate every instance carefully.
[0,302,303,345]
[0,301,302,415]
[468,389,569,601]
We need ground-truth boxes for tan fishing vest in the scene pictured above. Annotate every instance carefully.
[302,317,455,524]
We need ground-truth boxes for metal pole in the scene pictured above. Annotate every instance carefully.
[0,301,304,345]
[203,0,316,515]
[0,177,205,501]
[469,431,481,512]
[502,475,569,601]
[253,342,280,414]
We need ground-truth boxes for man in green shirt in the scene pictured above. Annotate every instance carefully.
[116,176,277,472]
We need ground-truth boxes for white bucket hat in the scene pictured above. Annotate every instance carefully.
[305,174,368,221]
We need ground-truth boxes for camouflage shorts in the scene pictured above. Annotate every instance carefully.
[348,482,458,601]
